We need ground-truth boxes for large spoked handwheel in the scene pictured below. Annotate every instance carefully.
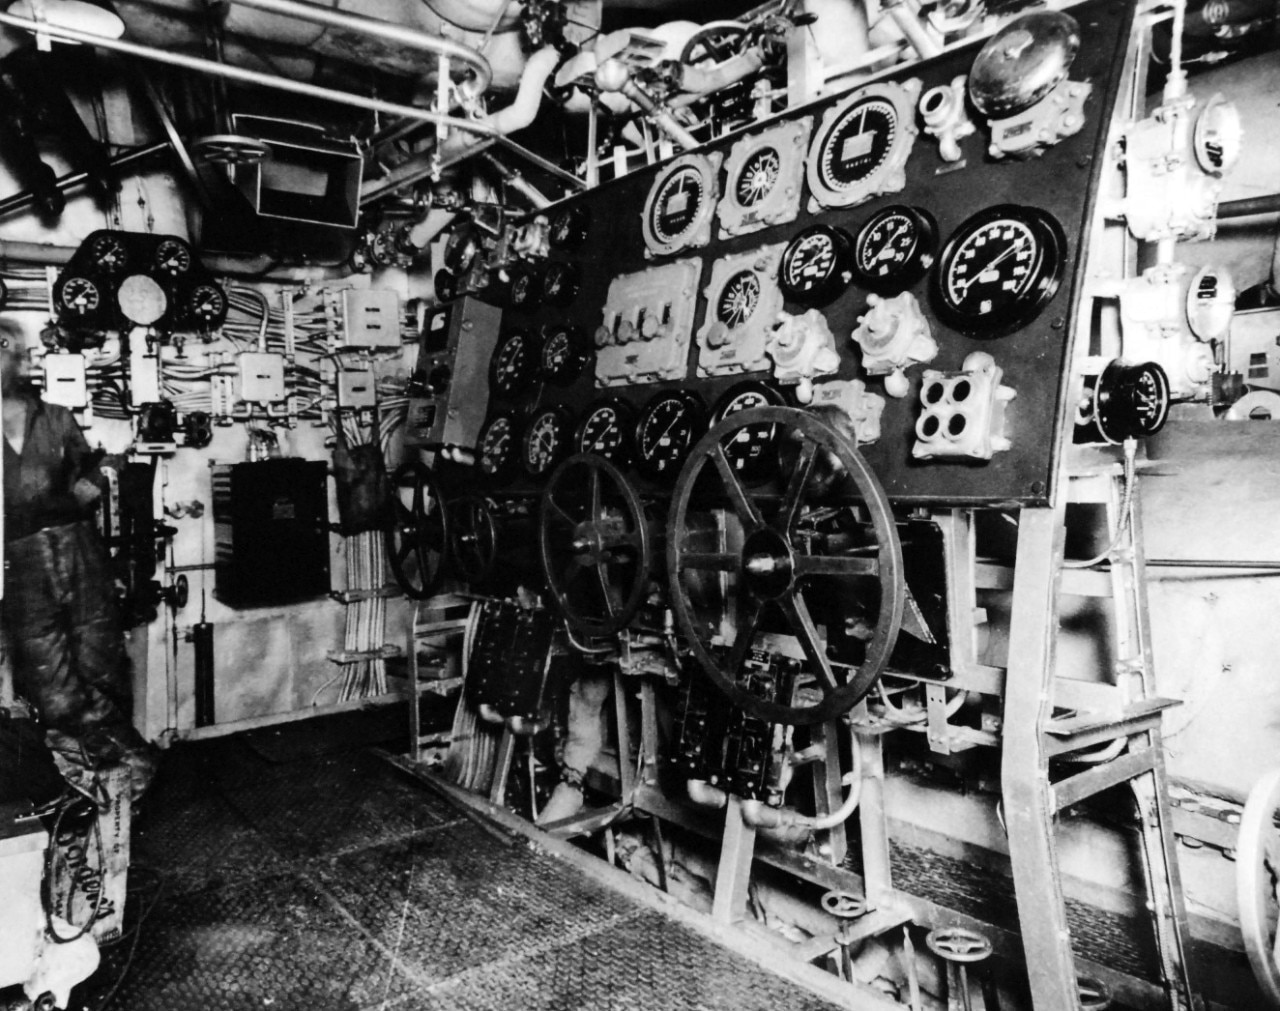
[1238,768,1280,1007]
[667,407,904,726]
[539,453,651,638]
[384,461,450,600]
[449,495,498,585]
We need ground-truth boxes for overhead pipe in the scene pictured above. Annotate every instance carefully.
[594,58,699,152]
[880,0,943,59]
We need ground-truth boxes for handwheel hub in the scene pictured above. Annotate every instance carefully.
[741,527,794,600]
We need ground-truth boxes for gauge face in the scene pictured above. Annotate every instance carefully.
[549,205,590,249]
[649,165,706,246]
[510,270,542,310]
[477,413,518,483]
[88,234,129,273]
[635,391,705,481]
[1094,361,1170,443]
[539,325,584,385]
[155,238,192,276]
[853,205,938,292]
[490,330,538,398]
[818,97,897,193]
[734,147,781,207]
[779,225,853,305]
[712,381,784,483]
[58,276,100,316]
[542,261,581,307]
[574,398,634,464]
[434,269,459,304]
[521,406,571,478]
[185,283,227,326]
[935,204,1066,335]
[716,270,761,329]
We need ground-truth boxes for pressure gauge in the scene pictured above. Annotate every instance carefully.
[634,390,706,481]
[88,233,129,274]
[490,329,539,398]
[641,152,721,257]
[734,147,781,209]
[434,269,459,304]
[521,405,572,478]
[539,324,586,385]
[716,270,762,329]
[1090,361,1171,443]
[718,118,810,237]
[806,80,920,211]
[549,204,590,250]
[711,381,786,483]
[542,261,582,307]
[852,204,938,293]
[184,283,228,328]
[574,397,635,464]
[117,274,169,326]
[477,412,519,484]
[57,276,101,317]
[509,268,543,310]
[155,238,192,277]
[935,204,1066,335]
[1194,93,1243,176]
[778,224,853,306]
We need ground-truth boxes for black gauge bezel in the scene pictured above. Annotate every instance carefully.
[521,404,573,478]
[1094,360,1171,443]
[477,411,521,485]
[489,329,540,399]
[434,269,459,304]
[778,224,854,306]
[542,261,582,307]
[710,380,787,484]
[633,390,707,482]
[573,397,636,465]
[509,268,544,310]
[155,237,193,277]
[538,324,586,385]
[444,224,482,276]
[852,204,939,293]
[933,203,1067,337]
[88,234,129,274]
[549,204,591,250]
[56,275,102,317]
[185,283,228,327]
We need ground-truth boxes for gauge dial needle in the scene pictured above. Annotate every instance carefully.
[954,237,1027,296]
[877,223,908,260]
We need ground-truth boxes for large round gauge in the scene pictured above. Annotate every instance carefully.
[539,324,586,385]
[490,329,539,398]
[88,233,129,274]
[154,238,192,277]
[852,204,938,293]
[806,80,920,210]
[574,397,635,464]
[521,405,572,478]
[117,274,169,326]
[711,381,786,483]
[779,224,853,306]
[184,283,228,328]
[641,153,720,258]
[1091,361,1170,444]
[934,204,1067,335]
[477,412,519,484]
[542,261,582,307]
[549,204,590,250]
[634,390,706,481]
[57,276,101,317]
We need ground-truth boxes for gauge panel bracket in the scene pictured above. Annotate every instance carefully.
[697,243,787,378]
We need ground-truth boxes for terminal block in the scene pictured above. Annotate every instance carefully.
[764,308,840,403]
[913,352,1015,461]
[850,291,937,398]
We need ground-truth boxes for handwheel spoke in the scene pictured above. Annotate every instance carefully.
[395,537,414,565]
[711,443,764,531]
[795,554,880,578]
[595,564,617,617]
[589,467,603,521]
[725,598,764,677]
[679,551,740,572]
[547,497,578,528]
[780,595,839,693]
[780,440,817,533]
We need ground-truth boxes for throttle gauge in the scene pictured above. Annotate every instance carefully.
[522,405,572,478]
[490,329,539,398]
[852,205,938,293]
[477,412,519,484]
[711,381,786,483]
[779,225,853,306]
[806,80,921,211]
[634,390,706,481]
[575,398,635,465]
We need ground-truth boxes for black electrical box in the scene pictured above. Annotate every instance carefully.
[212,459,330,607]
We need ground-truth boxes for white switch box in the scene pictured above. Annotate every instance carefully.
[238,351,287,404]
[342,288,401,349]
[42,353,88,408]
[336,367,377,409]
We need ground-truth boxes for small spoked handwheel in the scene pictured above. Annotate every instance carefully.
[1076,975,1113,1010]
[1238,768,1280,1008]
[384,461,450,600]
[192,134,272,166]
[925,926,993,963]
[820,890,867,919]
[539,453,651,638]
[449,495,498,585]
[667,407,904,726]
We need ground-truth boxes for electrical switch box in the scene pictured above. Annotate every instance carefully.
[342,288,401,349]
[595,259,700,387]
[238,351,287,404]
[336,366,377,409]
[42,353,88,408]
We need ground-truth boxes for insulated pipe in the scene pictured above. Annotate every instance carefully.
[881,0,942,59]
[676,47,766,98]
[687,779,729,809]
[594,58,700,152]
[739,768,862,832]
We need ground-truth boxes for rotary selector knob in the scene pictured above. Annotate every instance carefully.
[639,314,660,341]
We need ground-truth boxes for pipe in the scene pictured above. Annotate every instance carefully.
[200,254,351,281]
[229,287,271,350]
[687,779,729,809]
[676,47,766,98]
[1218,194,1280,219]
[478,702,505,724]
[594,59,699,152]
[740,768,862,832]
[881,0,942,59]
[0,141,168,222]
[407,208,460,251]
[192,621,215,728]
[481,154,551,210]
[423,0,521,34]
[0,239,76,266]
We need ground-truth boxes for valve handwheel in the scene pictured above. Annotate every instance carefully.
[667,407,904,726]
[449,495,498,585]
[192,134,272,166]
[926,926,993,963]
[1238,767,1280,1007]
[385,461,450,600]
[539,453,651,638]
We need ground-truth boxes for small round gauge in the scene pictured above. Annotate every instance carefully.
[184,283,228,327]
[574,398,635,464]
[711,381,786,483]
[434,269,459,304]
[490,329,539,398]
[734,146,781,207]
[852,204,938,292]
[509,269,543,310]
[634,390,706,481]
[716,270,761,329]
[1092,361,1170,443]
[521,405,572,478]
[154,238,192,276]
[649,164,705,247]
[57,276,101,316]
[549,204,590,250]
[444,224,482,276]
[477,412,519,484]
[88,233,129,273]
[935,204,1066,335]
[817,96,897,194]
[539,325,586,385]
[779,224,853,306]
[542,261,581,307]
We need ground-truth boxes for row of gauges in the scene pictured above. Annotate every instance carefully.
[778,202,1066,336]
[489,324,592,395]
[476,380,786,485]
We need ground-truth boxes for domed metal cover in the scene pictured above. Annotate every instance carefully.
[969,11,1080,119]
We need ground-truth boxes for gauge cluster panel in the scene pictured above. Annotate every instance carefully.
[480,0,1130,505]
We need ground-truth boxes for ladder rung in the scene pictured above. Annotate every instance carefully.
[1052,749,1156,811]
[1044,698,1180,757]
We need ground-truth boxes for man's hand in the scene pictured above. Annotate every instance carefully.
[72,477,102,507]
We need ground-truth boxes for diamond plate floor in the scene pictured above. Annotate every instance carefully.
[66,720,842,1011]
